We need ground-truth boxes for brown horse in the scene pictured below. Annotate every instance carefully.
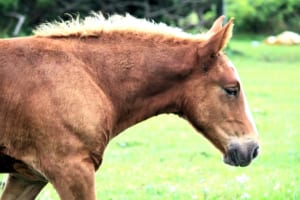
[0,13,259,199]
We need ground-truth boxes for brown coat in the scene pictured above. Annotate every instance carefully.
[0,15,258,200]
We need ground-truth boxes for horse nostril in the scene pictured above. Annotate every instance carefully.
[229,146,239,165]
[251,145,259,159]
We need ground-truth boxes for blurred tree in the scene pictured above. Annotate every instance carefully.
[226,0,300,33]
[0,0,219,37]
[216,0,224,17]
[1,0,300,36]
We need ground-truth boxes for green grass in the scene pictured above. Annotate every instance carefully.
[1,37,300,199]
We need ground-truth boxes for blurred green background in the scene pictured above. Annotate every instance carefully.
[0,0,300,37]
[1,0,300,199]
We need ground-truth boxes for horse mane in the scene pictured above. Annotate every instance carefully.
[33,12,207,42]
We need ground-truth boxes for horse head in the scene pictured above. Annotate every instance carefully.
[181,16,259,167]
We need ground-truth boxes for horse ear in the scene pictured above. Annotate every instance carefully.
[207,15,226,34]
[199,17,234,57]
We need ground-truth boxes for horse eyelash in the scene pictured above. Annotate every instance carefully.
[210,54,216,59]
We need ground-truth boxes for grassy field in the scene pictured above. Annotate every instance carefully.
[1,37,300,199]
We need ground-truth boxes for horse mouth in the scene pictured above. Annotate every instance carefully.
[223,141,259,167]
[223,154,251,167]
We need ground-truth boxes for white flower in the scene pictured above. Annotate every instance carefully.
[241,192,251,199]
[168,185,177,193]
[273,182,280,191]
[235,174,250,184]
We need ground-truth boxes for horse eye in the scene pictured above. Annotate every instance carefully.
[224,86,239,97]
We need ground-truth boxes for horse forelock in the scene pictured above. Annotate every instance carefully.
[33,12,207,42]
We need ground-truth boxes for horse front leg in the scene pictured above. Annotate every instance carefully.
[0,173,47,200]
[44,159,96,200]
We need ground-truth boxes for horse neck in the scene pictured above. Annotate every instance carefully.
[77,36,197,135]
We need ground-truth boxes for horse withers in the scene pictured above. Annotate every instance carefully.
[0,13,259,199]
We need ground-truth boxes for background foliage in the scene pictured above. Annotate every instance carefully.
[226,0,300,33]
[0,0,216,37]
[0,0,299,37]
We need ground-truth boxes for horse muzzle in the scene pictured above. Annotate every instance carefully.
[223,140,259,167]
